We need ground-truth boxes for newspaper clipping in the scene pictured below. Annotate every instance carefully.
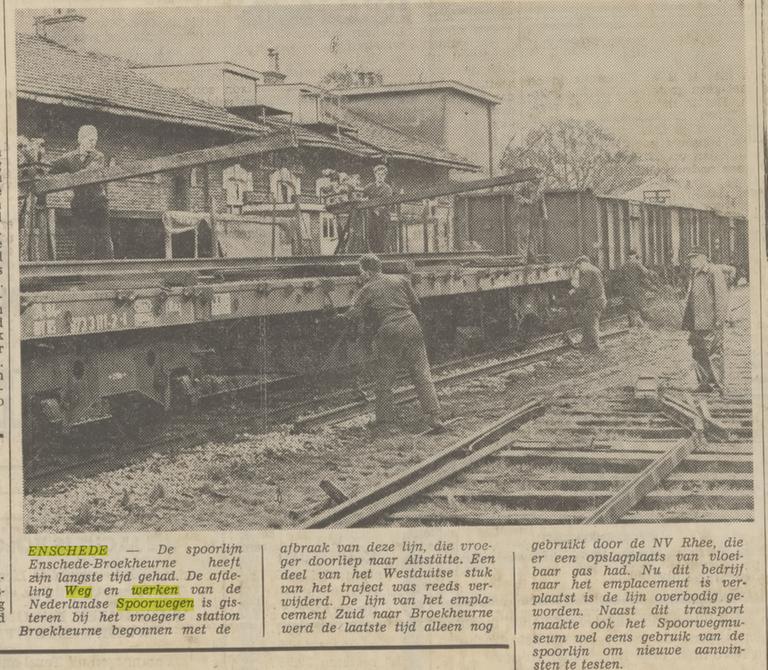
[0,0,766,668]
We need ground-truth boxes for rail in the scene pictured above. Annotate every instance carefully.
[292,319,630,432]
[19,251,495,281]
[29,131,297,195]
[331,168,540,211]
[302,399,547,528]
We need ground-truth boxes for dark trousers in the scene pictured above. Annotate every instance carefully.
[372,315,441,423]
[72,206,113,259]
[367,212,390,253]
[580,308,603,350]
[688,329,724,389]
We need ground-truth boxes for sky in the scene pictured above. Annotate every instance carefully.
[17,1,749,208]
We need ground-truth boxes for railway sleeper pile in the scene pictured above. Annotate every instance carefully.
[306,387,753,528]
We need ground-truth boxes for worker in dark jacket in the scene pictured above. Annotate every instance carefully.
[619,249,659,328]
[49,125,113,259]
[342,254,444,431]
[682,247,729,393]
[570,256,608,351]
[363,164,393,253]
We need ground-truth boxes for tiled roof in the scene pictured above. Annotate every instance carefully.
[322,104,480,170]
[16,33,268,136]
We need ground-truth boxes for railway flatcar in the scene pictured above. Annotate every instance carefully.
[18,143,572,447]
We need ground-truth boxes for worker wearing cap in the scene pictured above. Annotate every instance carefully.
[341,253,445,431]
[570,256,607,351]
[619,249,659,328]
[363,164,393,253]
[682,246,728,393]
[49,125,113,260]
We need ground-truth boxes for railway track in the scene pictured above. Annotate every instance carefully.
[24,315,629,490]
[292,316,630,431]
[304,387,753,528]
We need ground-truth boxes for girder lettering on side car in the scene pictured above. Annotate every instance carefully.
[20,265,570,340]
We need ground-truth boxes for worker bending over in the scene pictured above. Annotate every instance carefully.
[49,125,113,259]
[682,246,728,393]
[341,254,445,431]
[619,249,659,328]
[570,255,607,351]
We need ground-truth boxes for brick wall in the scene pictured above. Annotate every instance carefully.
[19,99,244,214]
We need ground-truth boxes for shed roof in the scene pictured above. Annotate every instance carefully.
[323,104,480,170]
[16,33,268,135]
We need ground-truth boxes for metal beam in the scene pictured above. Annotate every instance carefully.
[32,131,297,195]
[582,393,706,525]
[301,399,545,528]
[20,251,491,280]
[582,434,702,525]
[334,168,540,212]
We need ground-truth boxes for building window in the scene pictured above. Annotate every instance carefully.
[322,215,337,240]
[223,163,254,210]
[270,167,301,204]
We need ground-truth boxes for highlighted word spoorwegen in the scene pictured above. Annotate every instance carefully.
[116,598,194,612]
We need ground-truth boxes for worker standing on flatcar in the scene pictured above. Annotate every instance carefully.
[682,247,728,393]
[49,125,113,260]
[619,249,659,328]
[570,256,607,351]
[340,254,445,432]
[363,164,393,253]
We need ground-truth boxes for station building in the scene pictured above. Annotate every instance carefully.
[17,11,498,260]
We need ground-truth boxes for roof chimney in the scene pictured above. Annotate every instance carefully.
[34,10,85,50]
[267,48,280,72]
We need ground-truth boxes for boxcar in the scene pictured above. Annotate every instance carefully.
[455,188,749,283]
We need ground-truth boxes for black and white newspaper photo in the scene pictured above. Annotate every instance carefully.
[0,0,766,667]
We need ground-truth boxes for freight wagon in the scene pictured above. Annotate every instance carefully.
[453,189,750,284]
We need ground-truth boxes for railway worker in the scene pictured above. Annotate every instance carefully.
[619,249,659,328]
[49,125,113,260]
[569,256,607,351]
[682,247,729,394]
[341,253,445,432]
[363,164,394,253]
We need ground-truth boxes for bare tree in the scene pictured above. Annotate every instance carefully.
[500,119,662,194]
